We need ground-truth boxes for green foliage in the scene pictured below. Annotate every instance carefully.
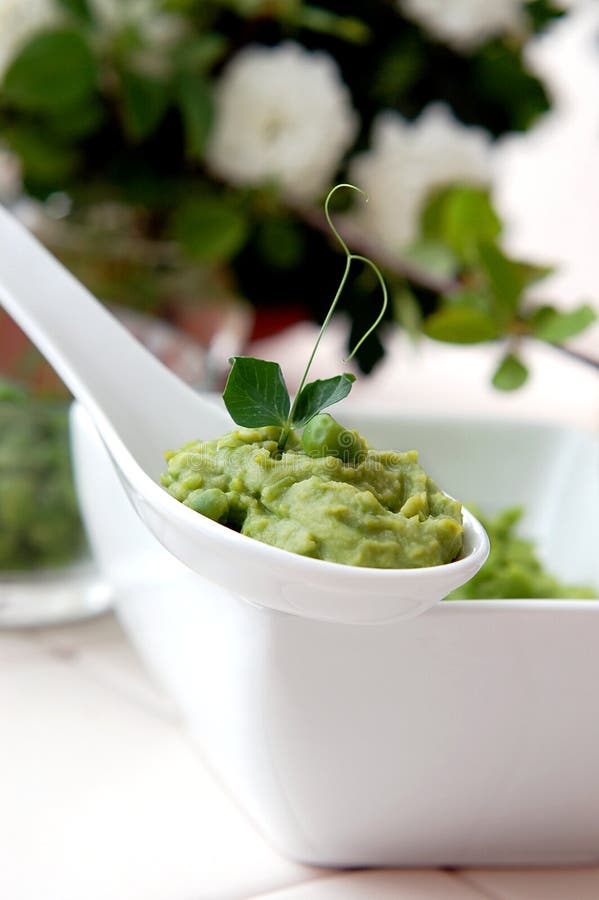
[528,304,597,343]
[413,183,596,388]
[0,0,592,397]
[176,33,227,72]
[173,197,249,263]
[424,306,499,344]
[223,186,385,445]
[223,357,291,427]
[119,70,170,141]
[421,186,501,265]
[292,374,356,427]
[209,0,278,15]
[526,1,567,33]
[223,360,355,436]
[176,73,214,160]
[477,243,530,315]
[255,218,305,269]
[47,100,105,140]
[371,35,425,105]
[55,0,93,21]
[3,29,97,112]
[402,240,460,281]
[492,352,529,391]
[4,126,80,186]
[289,6,370,42]
[470,41,553,133]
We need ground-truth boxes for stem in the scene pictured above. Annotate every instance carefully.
[277,184,388,451]
[553,343,599,371]
[278,253,352,450]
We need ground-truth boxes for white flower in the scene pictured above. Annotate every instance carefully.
[349,103,493,252]
[206,42,358,201]
[0,0,59,78]
[0,146,22,205]
[399,0,525,52]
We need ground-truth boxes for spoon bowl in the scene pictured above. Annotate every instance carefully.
[0,206,488,624]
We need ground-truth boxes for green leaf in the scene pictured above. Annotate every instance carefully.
[492,353,529,391]
[421,186,501,265]
[478,242,529,314]
[292,374,356,428]
[47,99,104,139]
[219,0,267,15]
[255,218,305,269]
[444,189,501,264]
[4,126,79,186]
[526,0,566,31]
[56,0,92,21]
[529,304,597,343]
[176,34,227,73]
[520,262,554,286]
[526,304,553,332]
[420,188,448,240]
[291,7,370,42]
[173,197,248,263]
[176,73,214,160]
[401,240,460,281]
[3,29,97,112]
[219,184,390,444]
[445,288,494,315]
[472,42,551,133]
[424,306,500,344]
[120,69,169,141]
[223,357,290,428]
[372,37,424,105]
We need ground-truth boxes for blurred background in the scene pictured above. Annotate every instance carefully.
[0,0,598,602]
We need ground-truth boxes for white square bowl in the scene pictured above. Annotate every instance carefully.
[71,404,599,867]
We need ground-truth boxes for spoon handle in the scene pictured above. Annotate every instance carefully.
[0,205,224,446]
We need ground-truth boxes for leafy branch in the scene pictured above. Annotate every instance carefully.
[302,185,596,390]
[413,186,597,388]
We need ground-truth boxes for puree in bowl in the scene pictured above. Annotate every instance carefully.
[161,418,463,568]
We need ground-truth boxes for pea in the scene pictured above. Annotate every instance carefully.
[186,487,229,523]
[301,413,363,464]
[0,385,86,570]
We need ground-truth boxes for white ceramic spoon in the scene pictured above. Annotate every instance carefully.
[0,205,489,625]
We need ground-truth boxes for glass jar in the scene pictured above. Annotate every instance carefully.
[0,381,113,626]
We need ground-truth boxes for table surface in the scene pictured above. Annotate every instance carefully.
[2,611,599,900]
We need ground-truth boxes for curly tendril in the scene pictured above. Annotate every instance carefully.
[278,183,388,449]
[324,184,388,361]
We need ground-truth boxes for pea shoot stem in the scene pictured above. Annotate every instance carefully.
[278,184,388,451]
